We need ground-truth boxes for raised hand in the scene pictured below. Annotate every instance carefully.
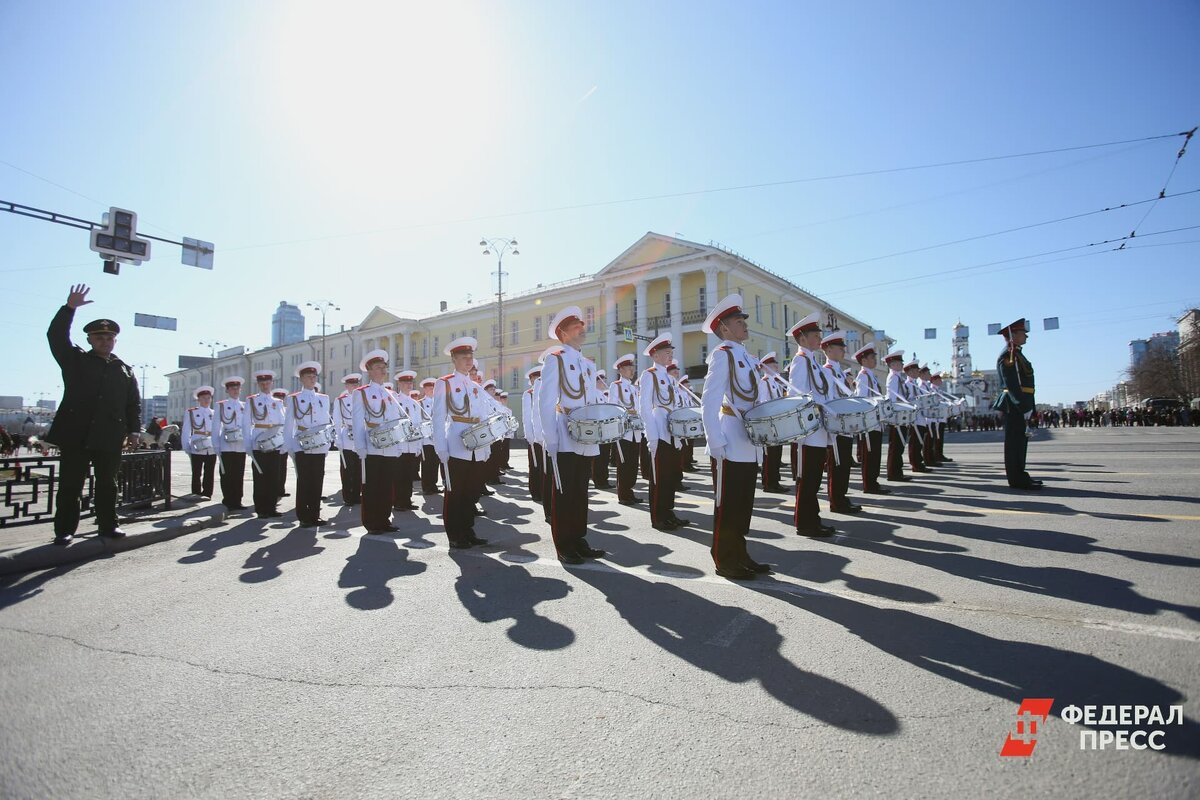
[67,284,93,309]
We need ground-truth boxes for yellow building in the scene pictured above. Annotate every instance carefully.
[168,232,886,431]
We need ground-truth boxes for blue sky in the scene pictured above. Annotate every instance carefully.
[2,0,1197,406]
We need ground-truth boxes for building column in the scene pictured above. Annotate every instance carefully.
[704,266,720,350]
[669,272,683,368]
[635,280,649,372]
[605,284,618,372]
[402,326,413,370]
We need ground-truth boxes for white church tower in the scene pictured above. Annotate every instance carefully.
[951,321,972,382]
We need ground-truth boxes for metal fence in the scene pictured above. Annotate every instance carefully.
[0,450,172,528]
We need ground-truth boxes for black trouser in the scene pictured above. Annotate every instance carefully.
[542,450,555,521]
[501,439,511,468]
[420,444,441,493]
[362,454,396,531]
[443,456,483,544]
[789,443,799,481]
[826,436,853,508]
[1004,409,1030,485]
[277,452,288,497]
[908,425,926,470]
[54,447,121,536]
[639,440,652,482]
[549,450,593,554]
[712,459,758,570]
[592,442,612,487]
[340,449,362,503]
[615,439,640,501]
[219,452,246,508]
[650,439,680,527]
[761,445,783,489]
[680,441,695,471]
[189,453,216,497]
[251,450,282,515]
[937,422,948,460]
[860,430,883,490]
[485,443,502,483]
[528,443,543,502]
[393,453,418,509]
[923,424,938,465]
[793,444,828,530]
[295,451,327,524]
[887,426,906,479]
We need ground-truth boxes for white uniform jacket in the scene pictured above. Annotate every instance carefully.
[822,361,856,439]
[638,365,680,449]
[182,406,215,455]
[910,377,931,426]
[886,370,911,404]
[606,377,641,444]
[390,390,424,456]
[284,389,333,455]
[433,371,492,462]
[333,391,356,451]
[701,341,763,463]
[242,393,285,452]
[521,387,541,446]
[352,382,407,459]
[855,366,885,432]
[214,398,246,455]
[417,396,435,448]
[787,348,830,448]
[539,346,602,457]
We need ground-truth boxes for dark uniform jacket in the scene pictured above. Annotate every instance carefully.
[45,305,142,450]
[993,345,1035,414]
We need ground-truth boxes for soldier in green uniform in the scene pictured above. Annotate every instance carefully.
[45,284,143,544]
[993,318,1043,490]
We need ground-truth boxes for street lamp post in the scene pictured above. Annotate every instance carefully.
[199,340,227,388]
[480,237,519,387]
[306,301,340,379]
[130,363,156,425]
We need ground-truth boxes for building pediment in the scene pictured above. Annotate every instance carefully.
[596,232,717,279]
[359,306,405,331]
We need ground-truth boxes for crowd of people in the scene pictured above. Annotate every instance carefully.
[1032,406,1194,428]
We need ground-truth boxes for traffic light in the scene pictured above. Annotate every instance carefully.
[90,206,151,269]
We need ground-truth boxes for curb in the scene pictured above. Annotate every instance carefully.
[0,511,227,577]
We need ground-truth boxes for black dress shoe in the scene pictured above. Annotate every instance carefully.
[480,487,494,496]
[669,515,692,528]
[911,466,930,473]
[557,551,586,565]
[830,503,863,514]
[298,520,316,528]
[313,518,328,525]
[280,492,291,497]
[474,505,488,517]
[449,540,472,549]
[744,560,773,574]
[259,511,283,518]
[53,533,73,546]
[225,504,248,511]
[652,521,678,532]
[1009,482,1043,491]
[577,542,605,558]
[889,475,912,482]
[98,527,127,538]
[469,535,490,546]
[864,486,891,495]
[715,566,757,580]
[797,524,835,537]
[941,456,955,462]
[392,505,416,512]
[384,524,400,532]
[764,485,788,494]
[1029,478,1044,487]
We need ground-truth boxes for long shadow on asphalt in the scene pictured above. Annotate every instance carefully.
[240,527,325,583]
[583,529,705,578]
[178,517,272,564]
[573,565,900,734]
[338,535,427,610]
[832,517,1200,622]
[745,581,1200,759]
[0,560,91,611]
[449,550,574,649]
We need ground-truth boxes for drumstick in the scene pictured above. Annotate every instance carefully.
[550,451,564,493]
[442,462,452,493]
[714,458,723,507]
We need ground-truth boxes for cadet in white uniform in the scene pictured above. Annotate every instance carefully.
[701,293,773,579]
[333,373,363,504]
[607,354,643,506]
[819,332,862,514]
[639,333,689,532]
[538,306,606,564]
[757,353,788,493]
[418,377,441,495]
[243,370,286,518]
[213,376,248,511]
[183,385,216,498]
[271,388,291,499]
[786,313,835,537]
[522,366,544,502]
[884,350,912,482]
[352,350,405,534]
[285,361,333,527]
[918,365,943,467]
[432,337,491,548]
[904,358,930,473]
[852,343,891,495]
[390,370,423,512]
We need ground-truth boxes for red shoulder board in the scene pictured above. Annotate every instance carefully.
[290,391,301,396]
[716,344,732,351]
[440,373,454,381]
[823,363,835,369]
[357,385,370,392]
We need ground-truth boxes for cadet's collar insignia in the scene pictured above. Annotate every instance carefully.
[738,361,744,368]
[569,364,576,371]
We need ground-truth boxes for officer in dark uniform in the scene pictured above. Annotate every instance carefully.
[45,284,142,545]
[993,317,1043,490]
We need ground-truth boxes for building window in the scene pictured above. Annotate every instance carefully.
[510,367,518,389]
[698,287,707,314]
[770,302,776,329]
[632,298,638,321]
[585,306,595,333]
[700,344,708,363]
[511,320,519,345]
[422,339,428,358]
[492,324,500,347]
[665,292,671,317]
[433,336,440,355]
[471,328,477,340]
[784,305,789,330]
[534,315,543,340]
[755,295,762,323]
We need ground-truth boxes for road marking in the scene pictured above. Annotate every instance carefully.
[705,611,755,647]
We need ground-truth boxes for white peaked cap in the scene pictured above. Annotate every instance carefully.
[253,369,277,381]
[445,336,478,356]
[643,332,673,357]
[787,312,822,339]
[360,349,389,371]
[760,351,777,365]
[612,354,636,370]
[526,366,542,381]
[342,373,362,383]
[481,378,497,390]
[883,349,905,363]
[701,293,749,334]
[295,360,321,378]
[393,370,417,382]
[420,377,436,387]
[820,330,846,348]
[853,343,877,361]
[193,385,214,398]
[223,375,244,387]
[548,306,585,341]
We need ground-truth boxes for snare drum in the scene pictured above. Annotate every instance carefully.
[889,400,918,426]
[419,420,433,440]
[625,414,646,434]
[916,394,941,415]
[191,434,214,454]
[297,424,335,452]
[368,418,419,449]
[504,415,519,435]
[461,414,510,450]
[824,397,882,436]
[666,407,704,441]
[222,426,244,444]
[254,428,284,452]
[742,396,822,445]
[566,403,628,445]
[870,397,895,425]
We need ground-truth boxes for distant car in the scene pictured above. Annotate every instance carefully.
[1143,397,1183,411]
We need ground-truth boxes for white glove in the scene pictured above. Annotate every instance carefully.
[708,444,726,461]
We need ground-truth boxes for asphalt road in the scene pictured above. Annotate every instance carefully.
[2,428,1198,799]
